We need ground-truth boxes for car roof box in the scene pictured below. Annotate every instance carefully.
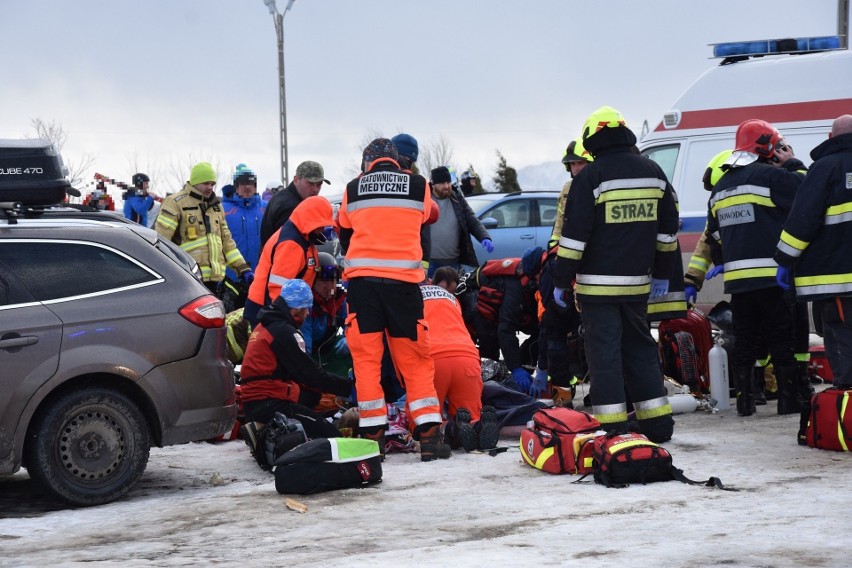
[0,139,71,206]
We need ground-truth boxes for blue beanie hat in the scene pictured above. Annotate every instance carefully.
[521,246,545,277]
[391,133,419,162]
[279,279,313,309]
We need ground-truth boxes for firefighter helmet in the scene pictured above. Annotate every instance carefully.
[702,149,733,191]
[562,137,594,165]
[581,106,627,141]
[733,119,782,159]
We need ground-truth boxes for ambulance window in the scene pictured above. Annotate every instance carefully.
[642,144,679,183]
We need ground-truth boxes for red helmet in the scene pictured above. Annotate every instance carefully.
[734,119,782,159]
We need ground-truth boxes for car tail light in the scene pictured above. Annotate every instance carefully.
[179,295,226,328]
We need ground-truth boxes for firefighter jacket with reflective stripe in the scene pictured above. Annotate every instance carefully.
[553,146,679,302]
[775,133,852,301]
[240,297,351,409]
[156,183,250,283]
[247,196,333,308]
[420,284,480,359]
[338,159,431,283]
[707,161,802,294]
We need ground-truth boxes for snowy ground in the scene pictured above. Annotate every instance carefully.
[1,390,850,568]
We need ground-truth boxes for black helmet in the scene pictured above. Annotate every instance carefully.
[132,173,150,188]
[317,252,340,281]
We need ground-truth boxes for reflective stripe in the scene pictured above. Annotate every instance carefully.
[776,240,803,258]
[577,274,650,285]
[522,446,555,470]
[269,274,289,286]
[559,236,586,251]
[723,258,777,282]
[709,184,771,211]
[839,394,849,451]
[656,240,678,252]
[157,215,178,231]
[346,198,425,212]
[603,439,659,454]
[226,325,244,361]
[633,396,673,420]
[557,247,583,260]
[688,256,710,272]
[711,230,721,241]
[575,283,650,296]
[344,257,423,270]
[779,230,809,254]
[755,357,770,366]
[358,415,389,428]
[359,398,386,411]
[825,202,852,226]
[593,402,628,424]
[412,412,443,426]
[656,233,677,243]
[795,353,811,362]
[181,237,209,253]
[794,273,852,297]
[408,397,440,412]
[593,178,667,200]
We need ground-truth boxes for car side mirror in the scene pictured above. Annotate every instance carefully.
[481,217,499,229]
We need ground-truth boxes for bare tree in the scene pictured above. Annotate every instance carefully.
[346,129,385,180]
[28,118,96,189]
[418,135,455,178]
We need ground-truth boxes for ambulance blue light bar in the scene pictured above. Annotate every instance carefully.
[712,36,842,58]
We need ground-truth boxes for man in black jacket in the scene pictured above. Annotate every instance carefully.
[259,160,330,248]
[425,166,493,279]
[553,106,679,443]
[240,279,352,439]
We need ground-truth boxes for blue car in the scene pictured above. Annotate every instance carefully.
[469,191,560,262]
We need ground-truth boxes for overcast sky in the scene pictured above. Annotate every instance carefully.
[0,0,844,195]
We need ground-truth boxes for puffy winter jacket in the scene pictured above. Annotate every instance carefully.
[223,191,267,280]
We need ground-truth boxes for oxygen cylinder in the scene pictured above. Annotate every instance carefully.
[668,393,698,414]
[709,338,730,410]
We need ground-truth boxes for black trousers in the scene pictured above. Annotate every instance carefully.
[730,287,795,369]
[815,297,852,387]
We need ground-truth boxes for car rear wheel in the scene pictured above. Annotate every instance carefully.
[24,387,151,506]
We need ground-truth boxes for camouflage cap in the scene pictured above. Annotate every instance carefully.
[295,161,330,185]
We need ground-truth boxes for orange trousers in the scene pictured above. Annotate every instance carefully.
[433,353,483,422]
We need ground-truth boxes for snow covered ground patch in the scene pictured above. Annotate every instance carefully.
[1,400,849,567]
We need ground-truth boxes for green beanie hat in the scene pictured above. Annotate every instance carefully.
[189,162,217,186]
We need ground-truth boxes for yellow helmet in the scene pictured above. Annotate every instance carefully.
[562,136,594,165]
[702,149,733,190]
[581,106,627,141]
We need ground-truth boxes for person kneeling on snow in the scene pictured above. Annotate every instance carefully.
[240,279,353,451]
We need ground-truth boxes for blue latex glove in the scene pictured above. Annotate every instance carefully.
[481,238,494,254]
[240,270,255,285]
[776,265,792,291]
[685,284,697,305]
[553,286,568,308]
[334,336,350,356]
[511,367,533,393]
[322,226,336,241]
[705,265,724,280]
[530,368,549,398]
[650,278,669,299]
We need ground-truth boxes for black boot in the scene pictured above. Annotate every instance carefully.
[734,367,756,417]
[417,423,452,462]
[359,427,387,461]
[775,365,803,415]
[797,362,815,405]
[753,366,767,406]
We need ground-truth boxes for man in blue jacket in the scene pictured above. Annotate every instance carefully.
[223,164,266,281]
[123,173,155,226]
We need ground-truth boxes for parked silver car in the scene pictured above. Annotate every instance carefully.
[0,139,236,506]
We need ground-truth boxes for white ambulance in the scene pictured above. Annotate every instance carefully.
[638,36,852,247]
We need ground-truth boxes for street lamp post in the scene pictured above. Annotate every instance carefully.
[263,0,296,183]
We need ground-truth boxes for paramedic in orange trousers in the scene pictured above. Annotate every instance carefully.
[337,138,451,462]
[423,267,500,452]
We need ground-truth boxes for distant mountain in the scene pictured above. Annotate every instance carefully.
[516,161,567,192]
